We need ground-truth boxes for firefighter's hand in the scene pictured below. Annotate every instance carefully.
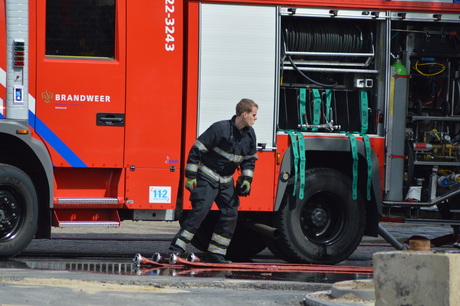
[237,177,251,197]
[185,178,197,191]
[240,180,251,196]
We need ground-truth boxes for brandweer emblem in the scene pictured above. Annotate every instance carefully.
[41,90,53,103]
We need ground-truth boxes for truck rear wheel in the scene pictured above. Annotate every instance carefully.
[0,164,38,258]
[275,168,365,264]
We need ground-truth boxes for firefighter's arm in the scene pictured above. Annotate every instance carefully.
[184,129,219,190]
[185,139,209,179]
[184,143,201,191]
[237,133,258,196]
[239,138,258,184]
[185,122,222,179]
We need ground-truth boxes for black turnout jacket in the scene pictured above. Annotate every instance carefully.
[185,115,258,184]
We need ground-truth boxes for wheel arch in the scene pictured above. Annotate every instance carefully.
[0,122,54,239]
[274,136,381,237]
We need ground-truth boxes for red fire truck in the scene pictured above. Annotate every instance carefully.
[2,0,460,264]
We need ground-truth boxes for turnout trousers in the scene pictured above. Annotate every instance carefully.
[170,179,240,255]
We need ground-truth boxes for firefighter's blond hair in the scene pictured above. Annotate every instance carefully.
[236,99,258,116]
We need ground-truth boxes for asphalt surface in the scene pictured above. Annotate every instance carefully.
[0,221,456,305]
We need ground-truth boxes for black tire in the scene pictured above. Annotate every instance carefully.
[0,164,38,258]
[263,236,297,262]
[181,211,266,261]
[275,168,365,264]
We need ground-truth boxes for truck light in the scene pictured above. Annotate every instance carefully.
[277,152,281,164]
[13,39,25,67]
[16,129,29,135]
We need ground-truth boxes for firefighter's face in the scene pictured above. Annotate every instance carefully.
[243,106,258,127]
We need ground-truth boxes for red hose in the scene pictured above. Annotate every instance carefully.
[134,253,373,275]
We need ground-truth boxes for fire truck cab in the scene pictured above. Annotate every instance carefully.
[2,0,460,264]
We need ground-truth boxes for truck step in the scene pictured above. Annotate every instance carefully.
[54,197,124,209]
[52,198,122,227]
[55,221,120,228]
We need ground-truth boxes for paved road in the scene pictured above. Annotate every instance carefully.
[20,221,456,261]
[0,221,456,305]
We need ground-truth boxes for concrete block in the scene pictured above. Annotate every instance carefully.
[373,251,460,306]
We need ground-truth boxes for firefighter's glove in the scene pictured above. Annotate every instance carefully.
[185,178,197,191]
[236,177,251,197]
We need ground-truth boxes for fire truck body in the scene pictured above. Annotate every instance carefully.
[2,0,460,263]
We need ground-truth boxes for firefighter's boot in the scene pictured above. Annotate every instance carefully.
[204,232,232,264]
[169,228,195,258]
[204,252,232,264]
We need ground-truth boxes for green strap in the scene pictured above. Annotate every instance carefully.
[360,133,372,201]
[312,89,321,131]
[342,132,373,201]
[360,91,369,134]
[344,132,359,200]
[359,90,371,199]
[299,88,307,131]
[281,130,306,200]
[295,130,306,200]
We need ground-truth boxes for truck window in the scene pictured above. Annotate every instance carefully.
[46,0,115,59]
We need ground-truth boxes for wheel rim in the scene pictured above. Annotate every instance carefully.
[0,188,23,241]
[300,191,346,244]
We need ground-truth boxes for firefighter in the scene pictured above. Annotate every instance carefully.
[169,98,259,263]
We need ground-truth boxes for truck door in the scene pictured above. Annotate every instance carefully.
[34,0,126,168]
[123,0,183,214]
[195,3,278,211]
